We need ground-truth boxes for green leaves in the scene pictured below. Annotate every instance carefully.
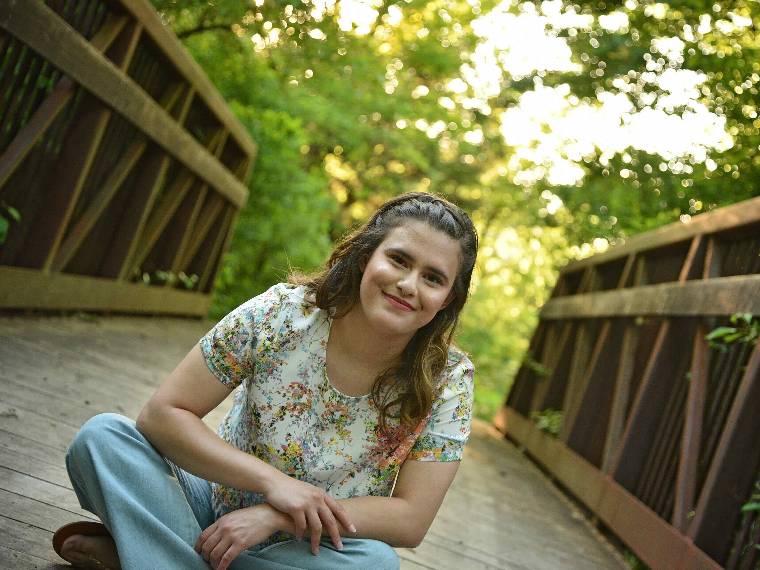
[0,202,20,245]
[740,480,760,555]
[530,409,564,437]
[706,314,759,350]
[148,0,760,423]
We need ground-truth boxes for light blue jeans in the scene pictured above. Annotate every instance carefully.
[65,413,399,569]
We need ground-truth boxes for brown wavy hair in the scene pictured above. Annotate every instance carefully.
[292,192,478,431]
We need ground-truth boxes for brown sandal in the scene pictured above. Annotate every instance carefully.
[52,521,113,568]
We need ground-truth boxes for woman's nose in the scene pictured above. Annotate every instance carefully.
[396,272,418,296]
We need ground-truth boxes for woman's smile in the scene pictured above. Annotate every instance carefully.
[382,292,415,312]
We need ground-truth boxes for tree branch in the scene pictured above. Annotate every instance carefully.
[177,23,235,39]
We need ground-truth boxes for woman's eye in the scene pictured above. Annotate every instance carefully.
[389,254,406,265]
[425,274,443,285]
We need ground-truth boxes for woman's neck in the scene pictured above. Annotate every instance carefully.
[328,307,410,372]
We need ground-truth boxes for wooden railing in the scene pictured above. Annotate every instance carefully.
[496,196,760,570]
[0,0,256,316]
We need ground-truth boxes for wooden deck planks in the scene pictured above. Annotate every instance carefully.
[0,314,625,569]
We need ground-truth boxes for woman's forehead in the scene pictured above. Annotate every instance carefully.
[380,221,462,270]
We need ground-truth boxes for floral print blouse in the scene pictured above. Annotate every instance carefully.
[199,283,474,523]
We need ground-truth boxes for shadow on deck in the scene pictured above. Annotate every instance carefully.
[0,314,626,569]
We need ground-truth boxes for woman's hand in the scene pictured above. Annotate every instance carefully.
[196,504,284,570]
[262,471,356,554]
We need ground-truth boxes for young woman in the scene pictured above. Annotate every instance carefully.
[55,192,478,570]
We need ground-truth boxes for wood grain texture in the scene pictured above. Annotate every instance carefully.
[114,0,256,159]
[0,1,249,207]
[0,265,210,315]
[0,10,127,188]
[541,274,760,319]
[497,407,722,570]
[672,324,708,532]
[51,138,148,271]
[687,343,760,562]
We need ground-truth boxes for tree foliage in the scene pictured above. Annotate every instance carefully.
[151,0,759,419]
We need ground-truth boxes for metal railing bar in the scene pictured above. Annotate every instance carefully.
[18,93,111,269]
[562,320,612,443]
[558,322,591,440]
[610,320,671,488]
[103,146,171,280]
[160,184,209,282]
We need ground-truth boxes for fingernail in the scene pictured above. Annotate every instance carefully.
[338,541,344,550]
[349,524,357,533]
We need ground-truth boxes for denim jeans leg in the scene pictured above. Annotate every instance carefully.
[66,413,210,569]
[229,538,400,570]
[167,460,216,531]
[169,469,400,570]
[67,413,400,570]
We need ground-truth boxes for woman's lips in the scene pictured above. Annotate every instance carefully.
[383,292,414,311]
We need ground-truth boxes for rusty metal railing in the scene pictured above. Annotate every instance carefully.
[496,196,760,570]
[0,0,256,315]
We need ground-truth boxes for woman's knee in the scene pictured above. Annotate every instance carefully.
[67,412,136,462]
[345,539,399,570]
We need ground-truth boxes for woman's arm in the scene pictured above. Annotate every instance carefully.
[137,344,265,488]
[196,456,459,570]
[338,458,460,547]
[219,458,459,548]
[136,344,353,552]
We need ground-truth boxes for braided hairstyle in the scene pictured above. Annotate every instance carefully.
[293,192,478,430]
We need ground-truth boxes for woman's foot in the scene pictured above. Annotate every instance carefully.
[59,533,121,570]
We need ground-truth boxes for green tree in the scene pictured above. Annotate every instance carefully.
[151,0,759,420]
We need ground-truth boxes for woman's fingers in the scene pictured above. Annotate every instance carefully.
[292,511,307,541]
[325,494,356,533]
[209,534,233,569]
[210,537,239,570]
[318,504,343,550]
[195,522,215,552]
[199,526,224,561]
[305,509,323,555]
[216,545,243,570]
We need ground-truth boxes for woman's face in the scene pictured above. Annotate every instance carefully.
[357,219,461,340]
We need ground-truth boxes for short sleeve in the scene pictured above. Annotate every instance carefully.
[408,353,474,462]
[199,283,288,389]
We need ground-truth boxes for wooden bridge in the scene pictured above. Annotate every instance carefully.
[499,198,760,569]
[0,312,626,569]
[1,1,759,569]
[0,0,254,315]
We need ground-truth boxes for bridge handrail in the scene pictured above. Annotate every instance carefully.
[0,0,257,315]
[498,195,760,570]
